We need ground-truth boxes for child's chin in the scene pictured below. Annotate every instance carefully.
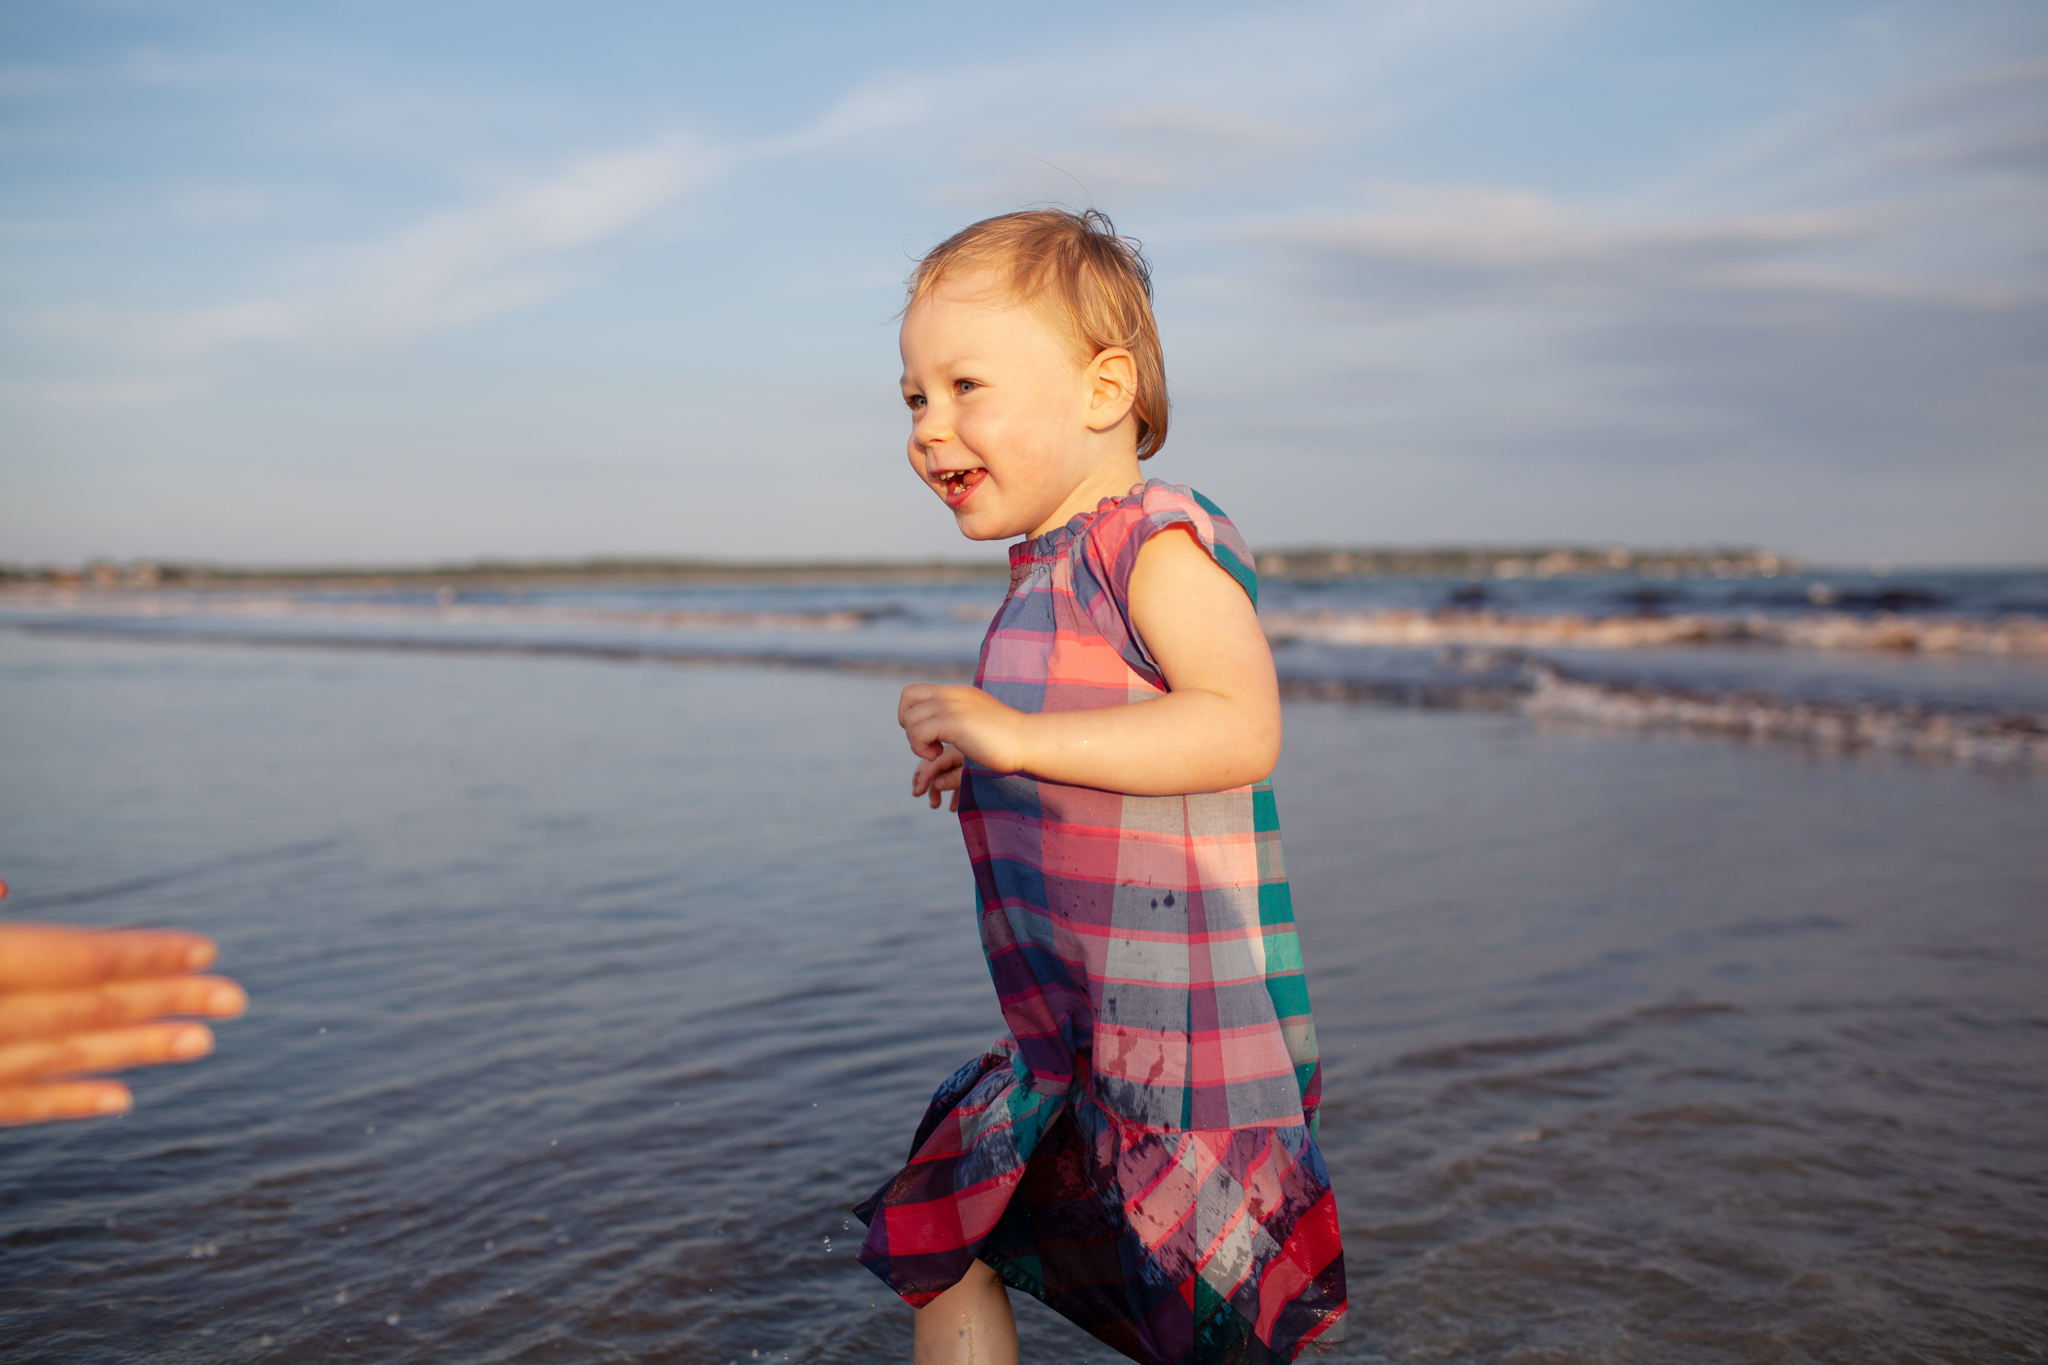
[953,510,1023,542]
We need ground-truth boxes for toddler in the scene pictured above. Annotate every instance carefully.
[855,210,1345,1365]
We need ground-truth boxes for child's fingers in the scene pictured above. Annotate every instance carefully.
[904,717,947,760]
[922,769,961,808]
[0,1022,215,1086]
[0,925,219,990]
[915,748,966,809]
[0,1080,133,1127]
[897,682,943,731]
[904,687,1013,765]
[902,703,941,756]
[0,975,247,1044]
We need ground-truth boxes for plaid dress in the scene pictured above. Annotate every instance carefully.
[857,481,1347,1364]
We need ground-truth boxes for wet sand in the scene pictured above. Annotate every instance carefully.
[0,629,2041,1362]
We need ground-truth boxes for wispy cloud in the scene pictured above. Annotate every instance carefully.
[1277,188,1862,274]
[763,81,928,156]
[2,132,723,402]
[335,133,725,337]
[932,104,1333,206]
[20,300,294,357]
[1265,187,2032,310]
[0,374,211,408]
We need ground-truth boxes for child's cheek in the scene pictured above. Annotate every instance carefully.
[969,410,1034,470]
[956,406,990,451]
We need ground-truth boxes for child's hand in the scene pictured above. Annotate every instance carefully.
[0,906,248,1127]
[899,684,1026,778]
[912,743,966,812]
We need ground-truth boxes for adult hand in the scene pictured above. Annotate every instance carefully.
[0,880,248,1127]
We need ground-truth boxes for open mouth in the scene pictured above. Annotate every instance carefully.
[933,468,986,507]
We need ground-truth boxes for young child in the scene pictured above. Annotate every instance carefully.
[855,211,1346,1365]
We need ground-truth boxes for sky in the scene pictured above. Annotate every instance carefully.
[1,0,2043,568]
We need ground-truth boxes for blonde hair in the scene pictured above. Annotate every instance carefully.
[908,209,1169,460]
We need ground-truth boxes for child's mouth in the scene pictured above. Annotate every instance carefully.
[935,469,986,508]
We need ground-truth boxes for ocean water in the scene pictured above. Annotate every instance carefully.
[0,618,2044,1363]
[6,567,2046,766]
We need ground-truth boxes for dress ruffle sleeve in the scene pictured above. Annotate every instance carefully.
[1071,483,1262,690]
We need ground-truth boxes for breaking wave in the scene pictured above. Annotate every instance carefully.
[1517,664,2048,765]
[1262,608,2048,656]
[1275,660,2047,768]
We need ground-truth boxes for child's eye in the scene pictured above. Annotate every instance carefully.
[954,380,979,396]
[905,393,925,411]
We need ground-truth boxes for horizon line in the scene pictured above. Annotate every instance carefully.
[4,545,2040,584]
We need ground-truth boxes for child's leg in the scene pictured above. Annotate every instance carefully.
[912,1259,1017,1365]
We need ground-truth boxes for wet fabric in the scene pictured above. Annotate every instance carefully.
[856,481,1347,1364]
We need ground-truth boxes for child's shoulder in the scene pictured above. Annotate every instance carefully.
[1081,479,1259,608]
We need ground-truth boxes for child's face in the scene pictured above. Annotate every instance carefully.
[899,270,1123,542]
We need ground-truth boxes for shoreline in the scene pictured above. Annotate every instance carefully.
[13,616,2044,769]
[0,564,1014,592]
[23,544,2039,593]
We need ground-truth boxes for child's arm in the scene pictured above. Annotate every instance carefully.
[902,526,1281,796]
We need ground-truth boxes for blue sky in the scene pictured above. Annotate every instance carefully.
[2,0,2043,567]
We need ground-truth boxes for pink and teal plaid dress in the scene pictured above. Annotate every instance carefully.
[857,480,1347,1364]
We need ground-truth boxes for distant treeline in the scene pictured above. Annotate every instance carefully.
[4,544,1799,588]
[0,557,1012,588]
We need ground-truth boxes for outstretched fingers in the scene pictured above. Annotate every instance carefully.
[0,1080,134,1127]
[0,975,247,1044]
[0,907,247,1127]
[0,925,219,991]
[0,1021,216,1088]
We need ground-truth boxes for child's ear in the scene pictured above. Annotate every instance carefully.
[1085,347,1139,432]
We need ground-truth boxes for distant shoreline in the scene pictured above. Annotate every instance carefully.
[2,544,1819,590]
[9,547,2042,592]
[0,559,1014,590]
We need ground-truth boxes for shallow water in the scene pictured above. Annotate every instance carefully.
[9,569,2047,768]
[0,629,2043,1363]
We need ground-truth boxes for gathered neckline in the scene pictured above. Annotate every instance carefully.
[1008,480,1161,568]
